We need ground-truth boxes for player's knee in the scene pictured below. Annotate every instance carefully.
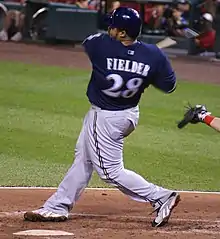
[96,166,124,183]
[96,171,109,182]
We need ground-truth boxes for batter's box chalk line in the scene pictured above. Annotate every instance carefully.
[1,186,220,195]
[1,211,220,224]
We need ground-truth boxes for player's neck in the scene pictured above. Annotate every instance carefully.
[120,39,137,46]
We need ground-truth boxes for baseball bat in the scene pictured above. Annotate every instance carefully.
[156,28,199,49]
[156,37,177,49]
[0,2,8,14]
[183,28,200,38]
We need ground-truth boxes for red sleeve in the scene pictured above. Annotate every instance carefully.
[198,31,216,48]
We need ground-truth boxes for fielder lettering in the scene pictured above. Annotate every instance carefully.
[106,58,150,77]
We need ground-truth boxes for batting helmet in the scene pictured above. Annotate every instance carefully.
[108,7,142,39]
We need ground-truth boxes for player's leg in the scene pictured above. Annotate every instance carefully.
[87,106,180,227]
[0,10,16,41]
[10,11,24,41]
[24,112,94,222]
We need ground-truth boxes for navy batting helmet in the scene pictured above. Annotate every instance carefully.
[108,7,142,39]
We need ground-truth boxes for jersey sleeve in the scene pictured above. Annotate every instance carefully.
[151,47,177,94]
[82,33,104,61]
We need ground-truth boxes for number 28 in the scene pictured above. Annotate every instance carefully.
[102,74,143,98]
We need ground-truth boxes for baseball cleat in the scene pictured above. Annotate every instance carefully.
[0,30,8,41]
[10,32,23,42]
[24,208,68,222]
[152,192,180,227]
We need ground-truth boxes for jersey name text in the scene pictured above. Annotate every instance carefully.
[106,58,150,77]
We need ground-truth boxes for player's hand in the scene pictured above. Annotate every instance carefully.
[194,105,211,122]
[177,104,211,129]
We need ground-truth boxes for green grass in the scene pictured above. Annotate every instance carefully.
[0,61,220,190]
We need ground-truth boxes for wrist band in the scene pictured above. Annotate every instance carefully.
[204,115,215,125]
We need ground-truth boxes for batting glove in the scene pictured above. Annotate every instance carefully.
[195,105,211,122]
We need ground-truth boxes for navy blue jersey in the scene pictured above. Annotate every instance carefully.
[82,33,176,111]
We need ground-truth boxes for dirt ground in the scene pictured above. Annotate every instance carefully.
[0,42,220,239]
[1,189,220,239]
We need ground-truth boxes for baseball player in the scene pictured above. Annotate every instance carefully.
[178,104,220,132]
[24,7,180,227]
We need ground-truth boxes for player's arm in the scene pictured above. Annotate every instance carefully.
[82,33,104,61]
[177,104,220,133]
[209,117,220,132]
[197,109,220,132]
[151,47,176,94]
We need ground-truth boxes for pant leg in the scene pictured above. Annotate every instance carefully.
[86,106,172,209]
[43,112,94,215]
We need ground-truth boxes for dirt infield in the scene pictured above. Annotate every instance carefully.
[0,42,220,238]
[0,189,220,239]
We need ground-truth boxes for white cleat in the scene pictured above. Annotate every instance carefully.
[0,30,8,41]
[10,32,22,42]
[24,208,68,222]
[152,192,181,227]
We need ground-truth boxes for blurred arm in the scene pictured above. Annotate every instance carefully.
[151,47,176,93]
[210,117,220,132]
